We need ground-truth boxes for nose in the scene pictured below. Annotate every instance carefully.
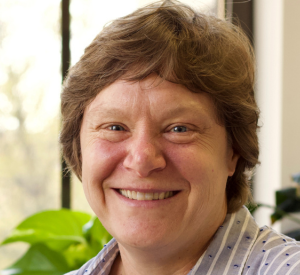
[123,134,166,177]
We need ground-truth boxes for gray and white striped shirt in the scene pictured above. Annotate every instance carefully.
[66,206,300,275]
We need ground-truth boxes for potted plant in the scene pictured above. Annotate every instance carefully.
[0,209,112,275]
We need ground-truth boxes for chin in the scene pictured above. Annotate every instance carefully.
[112,220,177,250]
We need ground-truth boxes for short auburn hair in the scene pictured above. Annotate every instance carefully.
[60,0,259,213]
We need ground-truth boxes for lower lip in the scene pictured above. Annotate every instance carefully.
[113,189,179,208]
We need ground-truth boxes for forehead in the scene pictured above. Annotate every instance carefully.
[85,74,218,122]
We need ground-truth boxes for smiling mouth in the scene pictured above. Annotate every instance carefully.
[118,189,175,200]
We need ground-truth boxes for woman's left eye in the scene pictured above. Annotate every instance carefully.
[171,126,188,133]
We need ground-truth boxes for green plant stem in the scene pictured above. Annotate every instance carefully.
[257,203,300,224]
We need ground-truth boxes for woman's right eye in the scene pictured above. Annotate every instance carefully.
[99,124,129,143]
[108,125,125,131]
[171,126,188,133]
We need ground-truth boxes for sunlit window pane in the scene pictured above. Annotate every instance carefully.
[0,0,61,269]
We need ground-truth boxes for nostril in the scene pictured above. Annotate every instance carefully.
[123,145,166,177]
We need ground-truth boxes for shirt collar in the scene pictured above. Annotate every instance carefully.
[189,206,259,275]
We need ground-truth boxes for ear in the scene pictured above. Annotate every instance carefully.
[227,148,240,177]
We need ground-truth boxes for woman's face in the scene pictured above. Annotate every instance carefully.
[80,74,239,252]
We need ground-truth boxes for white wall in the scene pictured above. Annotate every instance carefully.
[280,0,300,233]
[254,0,300,233]
[254,0,283,230]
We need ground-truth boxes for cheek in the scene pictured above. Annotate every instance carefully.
[82,139,126,185]
[165,145,211,182]
[81,139,126,218]
[165,144,227,195]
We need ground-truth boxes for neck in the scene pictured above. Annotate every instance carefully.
[116,240,206,275]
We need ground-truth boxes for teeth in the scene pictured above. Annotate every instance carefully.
[121,189,128,197]
[119,189,175,200]
[159,192,165,200]
[145,193,153,200]
[137,192,145,200]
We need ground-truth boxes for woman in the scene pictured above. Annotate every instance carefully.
[61,1,300,274]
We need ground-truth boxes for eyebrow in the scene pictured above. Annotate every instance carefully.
[86,106,129,119]
[160,104,212,119]
[86,104,214,125]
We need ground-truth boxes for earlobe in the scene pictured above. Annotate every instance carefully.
[228,151,240,177]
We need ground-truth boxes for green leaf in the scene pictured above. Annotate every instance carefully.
[1,271,64,275]
[1,209,92,251]
[61,217,112,269]
[246,202,262,215]
[0,210,113,272]
[276,189,300,212]
[84,217,113,251]
[62,243,91,269]
[2,244,70,275]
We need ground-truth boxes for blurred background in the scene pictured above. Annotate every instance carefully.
[0,0,299,269]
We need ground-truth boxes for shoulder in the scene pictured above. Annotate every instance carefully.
[64,238,119,275]
[244,226,300,274]
[190,206,300,275]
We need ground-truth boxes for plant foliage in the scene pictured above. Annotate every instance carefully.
[0,209,112,275]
